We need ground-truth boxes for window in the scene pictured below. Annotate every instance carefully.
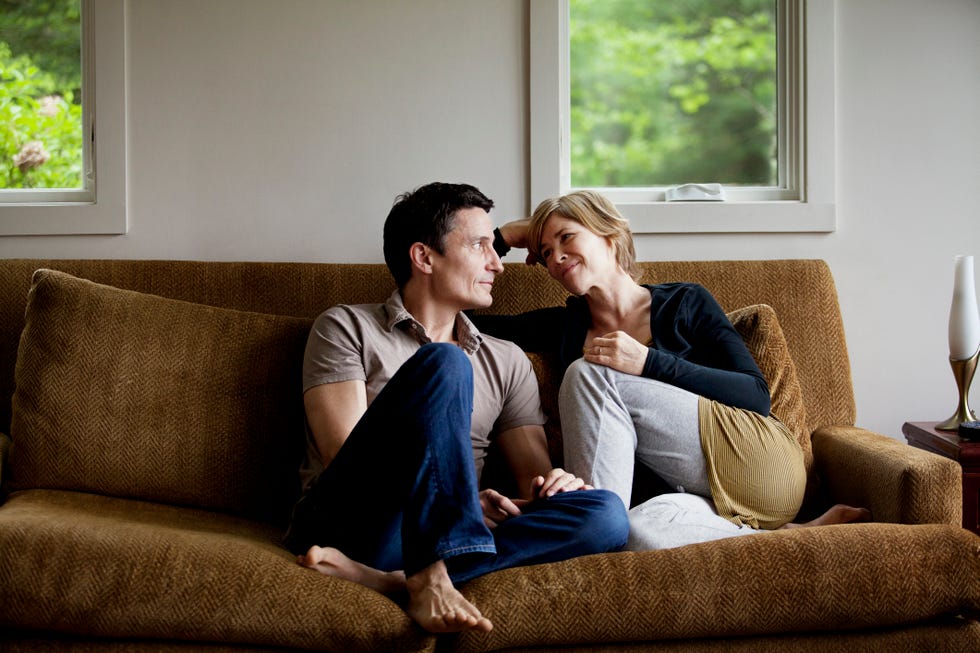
[1,1,84,193]
[0,0,127,236]
[530,0,836,233]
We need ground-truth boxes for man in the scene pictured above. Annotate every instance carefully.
[283,182,628,634]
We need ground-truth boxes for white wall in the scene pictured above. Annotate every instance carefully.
[1,0,978,439]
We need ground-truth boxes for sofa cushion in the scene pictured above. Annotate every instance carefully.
[9,270,311,524]
[727,304,812,475]
[455,523,980,652]
[0,490,433,652]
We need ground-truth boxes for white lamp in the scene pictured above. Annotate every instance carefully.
[937,254,980,431]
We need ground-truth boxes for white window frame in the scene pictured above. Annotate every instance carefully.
[0,0,127,236]
[530,0,836,233]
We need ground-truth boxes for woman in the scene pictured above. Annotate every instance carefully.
[480,190,869,550]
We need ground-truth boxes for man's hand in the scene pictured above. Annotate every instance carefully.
[530,468,593,499]
[479,489,524,529]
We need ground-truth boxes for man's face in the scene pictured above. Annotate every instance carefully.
[428,207,503,311]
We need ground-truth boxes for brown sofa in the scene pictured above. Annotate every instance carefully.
[0,258,977,652]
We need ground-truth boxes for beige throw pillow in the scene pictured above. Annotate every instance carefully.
[727,304,813,475]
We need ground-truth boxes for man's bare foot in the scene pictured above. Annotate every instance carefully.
[780,504,872,530]
[298,545,406,595]
[405,560,493,634]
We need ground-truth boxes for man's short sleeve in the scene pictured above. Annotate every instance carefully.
[492,342,547,434]
[302,306,368,392]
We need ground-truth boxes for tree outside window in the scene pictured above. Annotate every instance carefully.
[0,0,83,190]
[570,0,777,189]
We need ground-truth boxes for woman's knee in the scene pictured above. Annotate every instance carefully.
[560,358,602,392]
[558,358,613,414]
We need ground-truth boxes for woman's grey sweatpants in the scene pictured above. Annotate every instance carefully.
[559,359,756,550]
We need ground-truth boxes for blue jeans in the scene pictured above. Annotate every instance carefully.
[283,343,627,585]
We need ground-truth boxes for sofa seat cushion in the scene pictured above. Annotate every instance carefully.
[0,489,434,653]
[9,270,312,525]
[454,523,980,652]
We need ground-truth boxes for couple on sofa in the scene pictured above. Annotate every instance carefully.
[282,182,869,634]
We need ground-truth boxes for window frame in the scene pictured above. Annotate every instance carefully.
[0,0,127,236]
[529,0,836,234]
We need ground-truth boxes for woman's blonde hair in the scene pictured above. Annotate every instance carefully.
[527,190,641,281]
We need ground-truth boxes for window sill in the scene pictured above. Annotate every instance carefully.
[618,201,835,234]
[0,199,127,236]
[0,0,127,237]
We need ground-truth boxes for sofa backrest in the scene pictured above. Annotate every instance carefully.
[9,269,313,524]
[0,257,855,460]
[0,260,398,441]
[483,260,856,433]
[647,259,856,430]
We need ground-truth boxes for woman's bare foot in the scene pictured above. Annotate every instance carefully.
[298,545,406,595]
[780,504,872,530]
[405,560,493,634]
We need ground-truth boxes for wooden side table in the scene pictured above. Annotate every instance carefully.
[902,421,979,535]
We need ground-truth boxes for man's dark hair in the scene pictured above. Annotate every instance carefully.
[383,182,495,289]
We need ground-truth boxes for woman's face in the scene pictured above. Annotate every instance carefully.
[537,214,617,295]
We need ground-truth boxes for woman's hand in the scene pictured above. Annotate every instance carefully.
[530,468,592,498]
[584,331,647,376]
[497,218,537,265]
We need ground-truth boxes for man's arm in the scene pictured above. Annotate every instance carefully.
[494,425,589,501]
[304,380,367,467]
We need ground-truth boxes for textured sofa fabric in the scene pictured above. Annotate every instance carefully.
[10,270,311,524]
[0,258,978,652]
[454,523,980,652]
[0,490,431,652]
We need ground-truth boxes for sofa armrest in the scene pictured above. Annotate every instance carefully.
[812,425,962,526]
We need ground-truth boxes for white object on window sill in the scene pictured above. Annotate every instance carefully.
[665,183,726,202]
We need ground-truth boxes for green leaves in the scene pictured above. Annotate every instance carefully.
[570,0,777,187]
[0,14,83,190]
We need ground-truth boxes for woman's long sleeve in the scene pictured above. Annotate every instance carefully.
[641,284,770,415]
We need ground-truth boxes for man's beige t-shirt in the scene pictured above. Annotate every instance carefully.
[300,290,546,490]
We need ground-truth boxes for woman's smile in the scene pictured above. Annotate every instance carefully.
[559,260,580,279]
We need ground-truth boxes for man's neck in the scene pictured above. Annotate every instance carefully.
[401,284,459,344]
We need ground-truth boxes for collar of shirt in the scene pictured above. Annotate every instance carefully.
[383,290,483,355]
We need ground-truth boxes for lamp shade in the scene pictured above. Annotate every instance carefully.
[948,255,980,360]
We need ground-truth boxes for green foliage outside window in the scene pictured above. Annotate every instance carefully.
[0,0,82,190]
[570,0,777,188]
